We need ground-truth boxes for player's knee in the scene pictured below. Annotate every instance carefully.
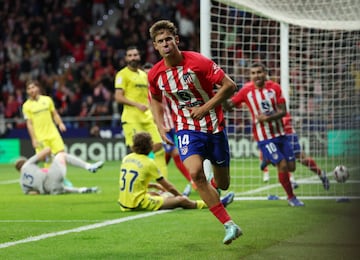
[218,182,229,190]
[215,177,230,190]
[288,162,296,172]
[190,171,207,185]
[177,196,194,209]
[213,168,230,190]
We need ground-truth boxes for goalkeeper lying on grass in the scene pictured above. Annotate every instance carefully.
[14,147,103,195]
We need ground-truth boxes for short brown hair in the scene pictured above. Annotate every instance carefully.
[250,62,267,73]
[131,132,153,155]
[25,79,40,88]
[149,20,178,42]
[14,157,27,171]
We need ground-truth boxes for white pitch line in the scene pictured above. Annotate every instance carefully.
[0,220,103,223]
[0,210,171,249]
[0,179,18,185]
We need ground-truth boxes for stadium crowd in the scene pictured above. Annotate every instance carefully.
[0,0,200,132]
[1,0,358,136]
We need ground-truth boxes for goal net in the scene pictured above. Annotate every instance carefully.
[204,0,360,200]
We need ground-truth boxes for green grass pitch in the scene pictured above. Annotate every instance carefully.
[1,160,359,259]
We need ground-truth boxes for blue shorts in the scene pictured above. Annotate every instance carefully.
[258,135,295,165]
[163,128,177,154]
[176,130,230,167]
[286,133,301,155]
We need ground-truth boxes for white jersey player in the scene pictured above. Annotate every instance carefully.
[15,147,104,195]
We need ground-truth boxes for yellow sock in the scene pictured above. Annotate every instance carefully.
[154,148,168,179]
[196,200,208,209]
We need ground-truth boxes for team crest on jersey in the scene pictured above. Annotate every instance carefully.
[183,73,193,84]
[265,91,275,99]
[180,145,188,155]
[271,152,279,160]
[261,100,274,115]
[116,76,123,85]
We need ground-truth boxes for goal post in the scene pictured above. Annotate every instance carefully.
[201,0,360,200]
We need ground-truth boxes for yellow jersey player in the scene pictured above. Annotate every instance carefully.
[118,132,206,211]
[22,80,66,167]
[114,46,168,178]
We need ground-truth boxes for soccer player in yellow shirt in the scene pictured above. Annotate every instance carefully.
[114,46,168,178]
[118,132,206,211]
[22,80,66,159]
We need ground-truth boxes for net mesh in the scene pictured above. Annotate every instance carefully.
[209,0,360,199]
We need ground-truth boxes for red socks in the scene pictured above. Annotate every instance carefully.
[278,172,294,199]
[210,203,231,224]
[301,157,322,175]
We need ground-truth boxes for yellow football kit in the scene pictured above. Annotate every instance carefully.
[115,67,168,178]
[118,153,164,211]
[114,67,162,146]
[22,95,65,154]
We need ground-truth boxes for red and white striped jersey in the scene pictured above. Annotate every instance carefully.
[162,95,174,130]
[231,80,286,141]
[148,51,226,133]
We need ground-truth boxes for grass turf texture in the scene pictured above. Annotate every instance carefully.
[1,160,359,259]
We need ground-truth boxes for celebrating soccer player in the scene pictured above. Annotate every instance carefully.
[227,62,305,207]
[147,20,241,245]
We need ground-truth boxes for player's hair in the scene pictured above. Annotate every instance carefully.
[126,45,139,53]
[132,132,153,155]
[149,20,178,41]
[25,79,40,88]
[14,157,27,171]
[249,62,267,73]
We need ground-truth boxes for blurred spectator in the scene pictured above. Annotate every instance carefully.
[4,93,21,119]
[92,81,112,126]
[1,0,201,131]
[92,0,107,25]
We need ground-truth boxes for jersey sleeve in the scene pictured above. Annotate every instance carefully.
[47,96,55,113]
[231,87,246,107]
[22,102,31,120]
[23,154,40,167]
[148,67,162,97]
[148,160,162,180]
[114,70,126,90]
[194,52,225,85]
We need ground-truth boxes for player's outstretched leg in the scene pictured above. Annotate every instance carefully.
[182,183,192,196]
[288,196,305,207]
[319,171,330,190]
[221,192,235,208]
[88,161,104,173]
